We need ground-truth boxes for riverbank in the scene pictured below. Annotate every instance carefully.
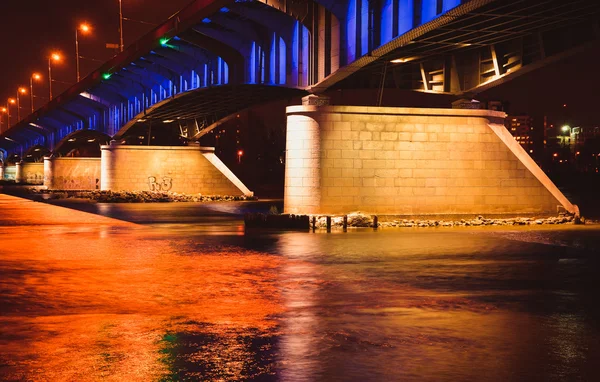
[309,212,593,229]
[7,188,257,203]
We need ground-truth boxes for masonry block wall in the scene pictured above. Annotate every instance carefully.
[44,157,101,190]
[285,105,575,215]
[3,165,16,180]
[100,144,252,196]
[15,162,44,185]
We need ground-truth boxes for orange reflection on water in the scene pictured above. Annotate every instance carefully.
[0,196,286,381]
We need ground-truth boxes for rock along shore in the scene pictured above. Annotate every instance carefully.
[27,189,256,203]
[309,212,590,229]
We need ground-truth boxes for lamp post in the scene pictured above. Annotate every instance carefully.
[30,73,41,113]
[7,98,16,127]
[48,53,61,100]
[16,87,27,122]
[119,0,124,52]
[75,23,91,82]
[561,125,571,148]
[0,107,6,133]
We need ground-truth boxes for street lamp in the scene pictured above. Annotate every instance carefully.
[30,73,41,112]
[119,0,124,52]
[16,87,27,121]
[7,98,16,127]
[48,52,61,100]
[0,107,6,133]
[76,23,91,82]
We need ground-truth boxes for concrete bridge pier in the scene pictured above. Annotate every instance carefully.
[284,97,577,216]
[43,157,101,190]
[100,142,252,196]
[15,161,44,185]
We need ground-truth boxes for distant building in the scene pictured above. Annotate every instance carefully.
[507,115,534,154]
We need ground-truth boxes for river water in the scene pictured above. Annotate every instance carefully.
[1,198,600,381]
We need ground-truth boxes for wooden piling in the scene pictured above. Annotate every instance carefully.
[373,215,378,229]
[326,216,331,232]
[312,216,316,231]
[343,215,348,232]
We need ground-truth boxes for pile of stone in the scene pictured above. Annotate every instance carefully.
[29,189,255,203]
[309,212,583,229]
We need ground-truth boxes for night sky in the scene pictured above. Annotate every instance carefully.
[0,0,191,107]
[0,0,599,128]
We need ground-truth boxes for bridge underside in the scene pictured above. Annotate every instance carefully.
[325,0,600,95]
[115,85,307,139]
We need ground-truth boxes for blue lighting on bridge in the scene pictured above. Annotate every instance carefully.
[360,0,368,55]
[202,18,211,23]
[220,7,229,13]
[346,0,357,62]
[443,0,461,12]
[381,0,394,45]
[399,0,414,35]
[279,37,286,85]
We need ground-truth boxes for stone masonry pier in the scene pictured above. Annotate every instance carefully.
[284,105,577,216]
[100,143,252,196]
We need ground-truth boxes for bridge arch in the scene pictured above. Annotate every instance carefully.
[53,130,112,158]
[112,84,306,140]
[23,145,51,163]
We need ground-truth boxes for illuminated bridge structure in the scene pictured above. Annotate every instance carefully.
[0,0,597,215]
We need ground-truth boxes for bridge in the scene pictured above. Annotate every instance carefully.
[1,0,598,216]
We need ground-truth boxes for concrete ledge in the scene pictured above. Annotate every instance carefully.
[49,157,101,162]
[100,143,215,152]
[286,105,506,120]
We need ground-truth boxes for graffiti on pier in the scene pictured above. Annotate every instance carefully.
[148,176,173,191]
[26,172,44,185]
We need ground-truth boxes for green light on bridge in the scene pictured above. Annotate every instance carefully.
[159,37,175,49]
[102,73,112,80]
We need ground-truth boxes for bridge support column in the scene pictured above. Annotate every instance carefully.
[0,165,4,180]
[284,103,577,216]
[43,157,101,190]
[3,165,16,181]
[100,142,252,196]
[15,161,44,185]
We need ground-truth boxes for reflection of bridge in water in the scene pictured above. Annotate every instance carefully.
[1,0,598,216]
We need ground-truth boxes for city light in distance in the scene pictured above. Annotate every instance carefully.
[561,125,570,132]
